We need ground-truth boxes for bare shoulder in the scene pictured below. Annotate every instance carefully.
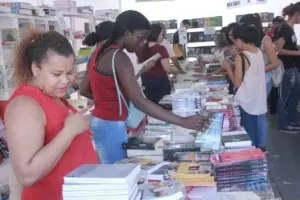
[115,49,134,69]
[5,96,45,127]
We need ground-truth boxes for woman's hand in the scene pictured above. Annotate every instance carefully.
[180,115,211,131]
[63,112,90,136]
[221,59,232,71]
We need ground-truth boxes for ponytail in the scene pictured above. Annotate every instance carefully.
[95,32,116,64]
[82,32,99,47]
[12,29,41,85]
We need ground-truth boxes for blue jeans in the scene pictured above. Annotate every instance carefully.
[287,69,300,124]
[90,116,128,164]
[277,68,297,129]
[240,106,267,148]
[266,80,272,96]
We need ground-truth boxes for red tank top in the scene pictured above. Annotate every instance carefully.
[6,84,98,200]
[89,44,128,121]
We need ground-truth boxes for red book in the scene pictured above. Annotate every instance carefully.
[210,148,266,166]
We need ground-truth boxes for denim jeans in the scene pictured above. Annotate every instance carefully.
[239,106,267,148]
[287,70,300,124]
[90,116,128,164]
[277,68,296,129]
[266,80,272,96]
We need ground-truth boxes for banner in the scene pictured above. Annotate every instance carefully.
[226,0,266,9]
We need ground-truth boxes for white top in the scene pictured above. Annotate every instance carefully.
[123,50,142,86]
[235,49,267,115]
[161,39,175,58]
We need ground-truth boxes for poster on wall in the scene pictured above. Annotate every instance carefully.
[236,12,274,23]
[150,20,178,29]
[226,0,267,9]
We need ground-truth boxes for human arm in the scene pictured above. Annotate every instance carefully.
[114,51,208,130]
[263,36,279,72]
[79,57,93,99]
[274,25,300,56]
[4,96,89,186]
[158,45,180,74]
[222,55,243,88]
[275,37,300,56]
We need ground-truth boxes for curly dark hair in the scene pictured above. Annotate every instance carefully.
[12,29,74,85]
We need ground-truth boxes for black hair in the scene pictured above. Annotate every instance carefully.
[182,19,191,27]
[13,29,74,85]
[140,23,163,62]
[215,33,228,49]
[232,23,260,47]
[239,13,264,46]
[97,10,150,62]
[82,21,114,46]
[273,16,285,24]
[283,2,300,17]
[225,23,238,45]
[220,27,228,34]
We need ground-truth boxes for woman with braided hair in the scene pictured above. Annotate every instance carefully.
[82,10,210,164]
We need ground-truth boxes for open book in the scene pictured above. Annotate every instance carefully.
[136,53,161,77]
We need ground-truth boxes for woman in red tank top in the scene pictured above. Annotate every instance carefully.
[79,11,210,164]
[4,30,98,200]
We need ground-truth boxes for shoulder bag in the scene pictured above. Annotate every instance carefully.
[111,50,146,129]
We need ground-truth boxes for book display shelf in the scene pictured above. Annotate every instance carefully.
[151,16,223,59]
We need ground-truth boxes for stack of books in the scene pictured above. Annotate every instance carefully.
[140,180,185,200]
[142,116,174,141]
[210,148,269,192]
[170,160,215,187]
[122,137,164,162]
[62,164,142,200]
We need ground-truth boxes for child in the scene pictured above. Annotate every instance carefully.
[221,23,268,151]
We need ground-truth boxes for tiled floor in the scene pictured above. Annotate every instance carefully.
[267,114,300,200]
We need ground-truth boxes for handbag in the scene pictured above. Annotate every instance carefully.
[271,59,284,87]
[111,50,146,129]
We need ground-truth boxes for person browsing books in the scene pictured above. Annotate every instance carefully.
[274,2,300,133]
[4,30,98,200]
[80,10,210,164]
[221,23,267,152]
[173,20,190,60]
[137,23,181,104]
[239,13,279,96]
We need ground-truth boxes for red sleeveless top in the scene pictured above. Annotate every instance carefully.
[6,84,98,200]
[89,44,128,121]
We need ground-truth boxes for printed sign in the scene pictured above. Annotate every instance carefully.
[226,0,266,9]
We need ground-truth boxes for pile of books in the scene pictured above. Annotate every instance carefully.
[142,116,174,141]
[62,164,142,200]
[122,137,164,162]
[210,148,269,192]
[170,159,215,187]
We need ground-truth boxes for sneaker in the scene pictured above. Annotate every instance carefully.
[290,123,300,130]
[279,126,299,134]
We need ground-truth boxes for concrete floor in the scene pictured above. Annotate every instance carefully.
[267,114,300,200]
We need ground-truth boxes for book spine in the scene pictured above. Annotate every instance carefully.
[122,143,155,150]
[217,180,269,192]
[215,162,267,172]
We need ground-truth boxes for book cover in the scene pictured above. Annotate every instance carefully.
[210,148,266,166]
[140,180,184,200]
